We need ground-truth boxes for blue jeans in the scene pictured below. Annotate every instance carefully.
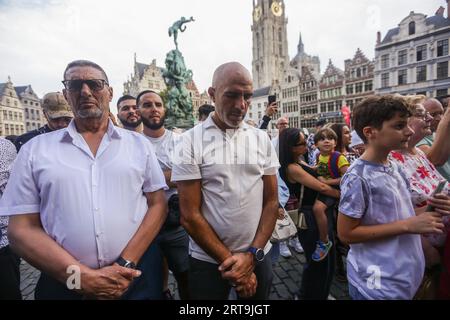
[296,205,336,300]
[348,283,368,300]
[270,242,280,265]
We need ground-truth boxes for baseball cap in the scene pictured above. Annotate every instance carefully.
[42,92,73,120]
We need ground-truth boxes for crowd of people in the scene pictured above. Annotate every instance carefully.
[0,59,449,300]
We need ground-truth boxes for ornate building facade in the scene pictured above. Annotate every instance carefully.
[15,85,45,132]
[374,4,450,97]
[0,77,26,137]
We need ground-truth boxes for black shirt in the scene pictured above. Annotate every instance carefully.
[283,163,319,207]
[14,125,53,152]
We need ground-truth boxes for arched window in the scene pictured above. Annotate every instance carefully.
[409,21,415,35]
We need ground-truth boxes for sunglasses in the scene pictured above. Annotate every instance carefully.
[62,79,108,92]
[294,141,306,147]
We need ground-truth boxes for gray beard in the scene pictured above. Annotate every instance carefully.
[76,108,104,119]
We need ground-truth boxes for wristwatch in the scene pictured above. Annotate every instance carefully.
[115,256,137,269]
[247,247,265,262]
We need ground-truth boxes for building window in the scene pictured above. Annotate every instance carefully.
[416,45,427,61]
[437,39,449,57]
[408,21,415,35]
[381,73,389,88]
[364,81,373,92]
[437,61,448,79]
[398,69,407,85]
[346,85,354,95]
[416,66,427,82]
[398,50,407,65]
[437,89,448,97]
[355,82,363,93]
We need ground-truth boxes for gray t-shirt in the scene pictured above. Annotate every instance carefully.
[339,159,425,300]
[417,134,450,181]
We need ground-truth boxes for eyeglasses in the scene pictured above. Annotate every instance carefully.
[62,79,108,92]
[412,112,432,121]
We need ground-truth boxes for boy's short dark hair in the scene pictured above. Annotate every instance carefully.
[352,95,411,144]
[314,127,338,145]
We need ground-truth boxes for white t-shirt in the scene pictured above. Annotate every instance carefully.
[144,129,179,199]
[172,115,280,264]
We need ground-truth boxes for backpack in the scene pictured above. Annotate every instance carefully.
[317,151,341,179]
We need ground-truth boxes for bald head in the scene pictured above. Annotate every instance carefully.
[212,62,252,89]
[208,62,253,130]
[424,98,444,132]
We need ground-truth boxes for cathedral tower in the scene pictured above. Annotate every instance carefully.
[251,0,290,89]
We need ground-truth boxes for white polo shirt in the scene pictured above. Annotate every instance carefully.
[172,114,280,264]
[0,120,167,269]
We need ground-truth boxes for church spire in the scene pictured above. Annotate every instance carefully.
[297,32,304,54]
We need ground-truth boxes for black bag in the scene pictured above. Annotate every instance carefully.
[163,194,181,229]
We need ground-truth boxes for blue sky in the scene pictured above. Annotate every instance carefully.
[0,0,444,112]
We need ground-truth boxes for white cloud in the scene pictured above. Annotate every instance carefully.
[0,0,444,113]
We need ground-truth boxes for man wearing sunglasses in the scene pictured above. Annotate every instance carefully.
[14,92,73,152]
[0,60,168,300]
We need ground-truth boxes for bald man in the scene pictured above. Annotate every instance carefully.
[172,62,279,300]
[417,98,450,180]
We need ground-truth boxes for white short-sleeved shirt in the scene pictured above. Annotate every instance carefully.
[172,114,280,264]
[0,120,167,269]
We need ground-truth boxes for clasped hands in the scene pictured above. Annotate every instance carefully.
[219,252,258,298]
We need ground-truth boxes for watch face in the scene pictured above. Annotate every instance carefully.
[255,249,265,262]
[271,2,283,17]
[253,6,262,22]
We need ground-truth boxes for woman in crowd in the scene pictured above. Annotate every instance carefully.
[389,95,450,298]
[279,128,340,300]
[0,138,21,300]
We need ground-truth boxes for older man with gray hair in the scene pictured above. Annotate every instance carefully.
[0,60,168,300]
[417,98,450,181]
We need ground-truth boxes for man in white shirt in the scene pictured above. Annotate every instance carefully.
[138,89,190,300]
[172,62,280,300]
[0,60,168,300]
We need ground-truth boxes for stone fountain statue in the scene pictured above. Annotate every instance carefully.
[163,17,196,129]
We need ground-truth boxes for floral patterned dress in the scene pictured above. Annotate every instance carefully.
[0,138,17,249]
[389,148,450,247]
